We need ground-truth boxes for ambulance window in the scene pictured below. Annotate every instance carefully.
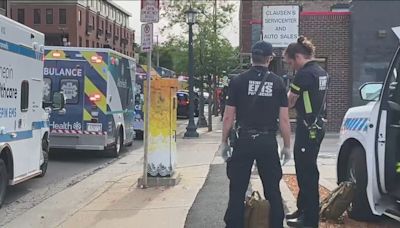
[43,78,52,103]
[21,81,29,112]
[60,79,79,104]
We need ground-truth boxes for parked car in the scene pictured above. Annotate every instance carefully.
[177,91,199,118]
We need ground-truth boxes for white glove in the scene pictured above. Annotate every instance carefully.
[280,147,291,166]
[217,142,232,162]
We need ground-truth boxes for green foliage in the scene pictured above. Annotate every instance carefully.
[156,0,239,77]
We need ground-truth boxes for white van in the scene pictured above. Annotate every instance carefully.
[0,15,64,207]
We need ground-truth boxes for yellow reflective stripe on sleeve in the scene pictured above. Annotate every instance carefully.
[396,162,400,173]
[290,83,301,92]
[303,91,313,114]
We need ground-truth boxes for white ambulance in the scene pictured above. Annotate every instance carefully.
[0,15,64,207]
[337,27,400,221]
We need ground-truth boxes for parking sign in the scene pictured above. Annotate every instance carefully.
[141,23,153,52]
[141,0,160,23]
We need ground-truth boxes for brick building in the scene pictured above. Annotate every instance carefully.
[240,0,351,132]
[8,0,135,57]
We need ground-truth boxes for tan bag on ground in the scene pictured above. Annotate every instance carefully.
[320,181,356,222]
[244,191,270,228]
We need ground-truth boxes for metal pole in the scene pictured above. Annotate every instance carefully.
[156,35,160,68]
[207,74,213,132]
[142,50,152,188]
[197,28,207,128]
[184,22,199,138]
[212,0,218,116]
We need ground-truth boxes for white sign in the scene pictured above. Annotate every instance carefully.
[140,0,160,23]
[141,23,153,52]
[262,5,299,48]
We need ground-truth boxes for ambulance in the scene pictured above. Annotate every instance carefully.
[0,15,64,207]
[337,27,400,221]
[44,47,136,157]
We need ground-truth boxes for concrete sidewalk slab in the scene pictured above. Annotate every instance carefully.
[56,125,221,227]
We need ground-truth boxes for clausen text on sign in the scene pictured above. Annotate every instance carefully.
[262,5,299,48]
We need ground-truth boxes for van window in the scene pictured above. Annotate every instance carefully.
[21,81,29,111]
[43,78,52,103]
[60,79,79,104]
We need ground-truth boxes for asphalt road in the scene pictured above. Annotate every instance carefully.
[0,140,144,226]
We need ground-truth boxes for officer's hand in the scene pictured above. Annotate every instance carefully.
[280,147,291,166]
[217,142,231,162]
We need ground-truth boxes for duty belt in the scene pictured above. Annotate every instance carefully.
[239,128,276,140]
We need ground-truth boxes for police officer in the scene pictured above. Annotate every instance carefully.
[284,36,329,228]
[219,40,292,228]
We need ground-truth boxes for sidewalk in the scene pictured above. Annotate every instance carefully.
[5,118,222,228]
[6,118,379,228]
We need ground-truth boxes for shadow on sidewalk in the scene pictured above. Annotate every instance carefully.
[184,164,228,228]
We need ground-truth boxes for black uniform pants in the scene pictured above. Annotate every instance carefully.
[224,132,284,228]
[294,122,325,227]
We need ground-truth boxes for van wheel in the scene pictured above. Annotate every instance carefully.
[39,138,49,177]
[346,146,379,221]
[0,159,8,208]
[107,130,123,158]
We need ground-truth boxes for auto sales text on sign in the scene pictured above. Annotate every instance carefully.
[262,5,299,48]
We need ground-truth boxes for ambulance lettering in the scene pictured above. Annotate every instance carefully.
[44,67,83,77]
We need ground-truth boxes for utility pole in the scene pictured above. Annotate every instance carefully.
[212,0,218,117]
[156,35,159,68]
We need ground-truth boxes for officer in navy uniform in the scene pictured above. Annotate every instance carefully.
[284,36,329,228]
[219,41,292,228]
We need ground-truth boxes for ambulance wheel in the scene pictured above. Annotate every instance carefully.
[39,137,49,177]
[346,146,378,221]
[108,131,123,158]
[0,159,7,208]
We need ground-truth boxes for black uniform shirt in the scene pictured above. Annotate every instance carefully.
[290,61,329,124]
[226,66,288,131]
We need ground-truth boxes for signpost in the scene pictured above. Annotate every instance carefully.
[262,5,299,47]
[140,0,159,188]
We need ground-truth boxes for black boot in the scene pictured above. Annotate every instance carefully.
[285,210,303,220]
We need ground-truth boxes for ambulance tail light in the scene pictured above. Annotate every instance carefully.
[89,94,101,109]
[91,55,103,64]
[89,94,101,102]
[52,52,61,58]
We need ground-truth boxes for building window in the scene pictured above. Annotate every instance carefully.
[86,39,89,47]
[92,16,95,26]
[79,37,82,47]
[101,21,104,30]
[96,42,99,48]
[78,10,82,26]
[34,9,41,24]
[59,9,67,24]
[92,41,95,47]
[17,9,25,24]
[21,81,29,112]
[46,9,53,24]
